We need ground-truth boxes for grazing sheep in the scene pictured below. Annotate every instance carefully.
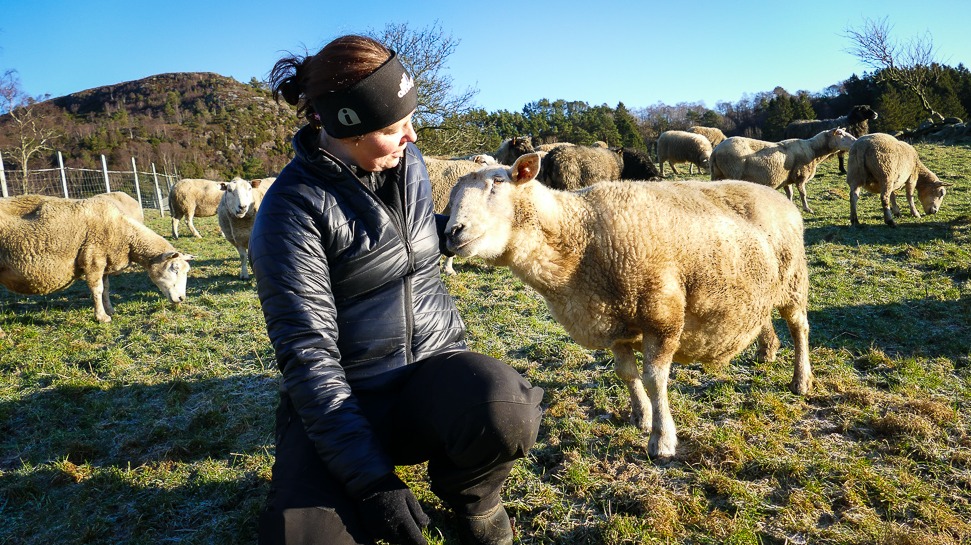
[784,105,879,173]
[0,195,193,336]
[445,153,812,459]
[494,137,535,165]
[618,148,662,181]
[656,130,712,176]
[168,178,224,238]
[687,126,727,147]
[709,128,857,213]
[423,156,488,275]
[847,133,952,226]
[217,177,269,279]
[89,191,144,223]
[538,144,623,190]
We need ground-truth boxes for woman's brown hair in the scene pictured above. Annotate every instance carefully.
[269,35,392,127]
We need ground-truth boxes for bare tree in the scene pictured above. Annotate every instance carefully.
[1,70,60,193]
[367,21,478,135]
[843,17,944,120]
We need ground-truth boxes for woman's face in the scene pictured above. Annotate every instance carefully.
[337,112,418,172]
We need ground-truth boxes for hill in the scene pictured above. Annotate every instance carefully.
[0,72,302,180]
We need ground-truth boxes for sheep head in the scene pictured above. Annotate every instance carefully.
[916,171,953,216]
[220,178,257,218]
[829,128,858,151]
[148,251,193,304]
[445,152,542,260]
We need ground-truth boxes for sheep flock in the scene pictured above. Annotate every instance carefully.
[2,114,964,465]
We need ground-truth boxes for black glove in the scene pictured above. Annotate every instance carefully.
[357,474,430,545]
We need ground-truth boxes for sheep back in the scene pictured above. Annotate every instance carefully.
[423,157,486,213]
[539,144,623,190]
[687,126,727,146]
[89,191,144,223]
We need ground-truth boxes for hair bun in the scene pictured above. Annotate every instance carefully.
[279,76,302,106]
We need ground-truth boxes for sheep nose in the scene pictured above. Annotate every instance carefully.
[448,223,464,239]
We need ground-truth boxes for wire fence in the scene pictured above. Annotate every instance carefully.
[0,152,179,218]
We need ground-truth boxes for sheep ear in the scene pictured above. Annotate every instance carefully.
[219,182,229,191]
[251,180,261,188]
[510,152,541,184]
[162,251,195,262]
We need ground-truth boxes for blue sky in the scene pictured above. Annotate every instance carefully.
[1,0,969,113]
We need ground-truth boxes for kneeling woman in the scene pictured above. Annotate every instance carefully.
[251,34,544,545]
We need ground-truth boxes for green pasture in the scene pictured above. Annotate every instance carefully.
[1,143,970,544]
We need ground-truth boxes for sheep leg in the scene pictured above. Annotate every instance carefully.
[755,320,780,363]
[611,341,651,432]
[838,151,847,174]
[101,276,114,317]
[237,246,250,280]
[442,256,457,276]
[849,184,862,226]
[783,185,795,202]
[880,189,897,226]
[779,303,812,395]
[188,214,202,238]
[642,333,680,459]
[669,163,680,175]
[171,217,181,239]
[797,182,814,214]
[86,273,112,323]
[904,188,921,218]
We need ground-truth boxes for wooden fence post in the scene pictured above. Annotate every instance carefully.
[100,155,111,193]
[0,151,7,198]
[130,157,144,214]
[58,151,69,198]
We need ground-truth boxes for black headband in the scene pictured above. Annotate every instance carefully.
[312,51,417,138]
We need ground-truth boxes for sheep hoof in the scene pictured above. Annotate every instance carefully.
[789,378,811,396]
[647,435,677,460]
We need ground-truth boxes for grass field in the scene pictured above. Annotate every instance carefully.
[2,142,970,544]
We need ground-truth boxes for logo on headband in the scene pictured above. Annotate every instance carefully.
[397,73,414,98]
[337,108,362,127]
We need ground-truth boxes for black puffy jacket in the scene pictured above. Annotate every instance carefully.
[249,125,467,497]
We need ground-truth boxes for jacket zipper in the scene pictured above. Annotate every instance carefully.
[361,165,416,364]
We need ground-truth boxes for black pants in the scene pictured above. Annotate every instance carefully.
[258,350,545,545]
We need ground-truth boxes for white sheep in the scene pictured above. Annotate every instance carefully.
[89,191,144,223]
[687,126,727,147]
[217,177,269,279]
[709,128,857,213]
[423,156,488,275]
[444,153,812,459]
[847,133,952,226]
[0,194,193,337]
[168,178,224,238]
[656,130,712,176]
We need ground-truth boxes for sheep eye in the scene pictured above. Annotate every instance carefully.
[492,176,505,184]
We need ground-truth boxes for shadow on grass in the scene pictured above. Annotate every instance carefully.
[807,295,971,361]
[0,375,277,470]
[804,216,962,246]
